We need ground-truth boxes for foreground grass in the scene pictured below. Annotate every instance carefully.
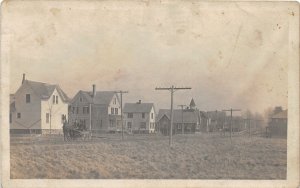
[10,134,286,179]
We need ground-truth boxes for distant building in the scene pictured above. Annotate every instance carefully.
[69,85,121,133]
[205,111,226,132]
[123,101,156,134]
[157,99,200,135]
[10,74,70,134]
[268,109,287,138]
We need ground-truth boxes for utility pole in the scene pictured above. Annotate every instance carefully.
[222,108,242,141]
[115,90,129,140]
[178,105,186,134]
[155,86,191,147]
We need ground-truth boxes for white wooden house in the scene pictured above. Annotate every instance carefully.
[123,101,156,134]
[10,74,70,134]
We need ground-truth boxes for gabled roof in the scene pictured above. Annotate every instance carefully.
[123,103,154,113]
[272,110,287,119]
[157,109,199,124]
[20,80,70,103]
[73,91,118,105]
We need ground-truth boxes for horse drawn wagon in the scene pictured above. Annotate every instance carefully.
[63,120,91,141]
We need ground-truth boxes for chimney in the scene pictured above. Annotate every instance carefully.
[22,73,25,84]
[92,84,96,98]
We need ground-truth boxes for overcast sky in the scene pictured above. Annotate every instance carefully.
[5,1,288,113]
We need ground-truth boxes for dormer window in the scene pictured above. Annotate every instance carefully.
[56,96,58,104]
[52,95,55,104]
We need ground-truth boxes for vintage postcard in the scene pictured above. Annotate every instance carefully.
[0,0,299,187]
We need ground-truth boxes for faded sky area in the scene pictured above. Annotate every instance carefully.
[5,1,289,113]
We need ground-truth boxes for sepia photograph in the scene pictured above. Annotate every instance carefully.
[0,0,299,187]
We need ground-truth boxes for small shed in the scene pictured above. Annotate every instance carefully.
[267,110,287,138]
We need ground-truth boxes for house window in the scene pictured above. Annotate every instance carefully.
[76,107,79,114]
[128,113,133,118]
[115,108,118,115]
[80,97,82,102]
[17,113,21,119]
[53,95,55,104]
[140,122,146,129]
[46,113,50,123]
[72,107,75,114]
[151,113,154,119]
[142,113,145,119]
[111,108,114,115]
[56,96,58,104]
[83,106,89,114]
[177,124,182,129]
[9,113,12,123]
[127,122,132,129]
[100,119,103,128]
[26,94,30,103]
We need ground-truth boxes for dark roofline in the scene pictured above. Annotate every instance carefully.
[271,110,288,119]
[18,80,70,103]
[71,90,118,105]
[123,103,155,113]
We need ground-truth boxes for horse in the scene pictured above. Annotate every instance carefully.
[63,120,73,141]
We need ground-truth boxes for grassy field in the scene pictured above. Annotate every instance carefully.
[10,133,286,179]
